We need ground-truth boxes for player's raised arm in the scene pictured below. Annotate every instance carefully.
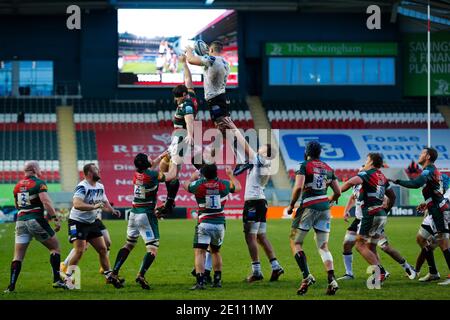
[179,54,193,89]
[150,151,169,170]
[226,166,241,193]
[183,171,201,191]
[340,175,363,193]
[391,174,427,189]
[185,46,205,66]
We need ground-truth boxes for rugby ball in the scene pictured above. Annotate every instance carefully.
[194,40,209,56]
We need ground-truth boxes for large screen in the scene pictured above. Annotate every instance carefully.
[118,9,238,87]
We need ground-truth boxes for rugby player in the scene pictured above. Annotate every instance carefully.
[391,148,450,286]
[341,153,396,287]
[184,164,241,290]
[286,141,341,295]
[111,152,176,289]
[5,161,66,293]
[60,204,116,275]
[64,163,123,289]
[233,144,284,282]
[338,181,416,280]
[186,41,251,165]
[156,54,197,217]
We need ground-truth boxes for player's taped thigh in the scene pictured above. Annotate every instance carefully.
[145,239,160,250]
[294,229,309,245]
[344,231,356,243]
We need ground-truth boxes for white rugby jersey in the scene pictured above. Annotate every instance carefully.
[353,184,363,219]
[244,154,271,201]
[69,180,108,224]
[200,55,230,101]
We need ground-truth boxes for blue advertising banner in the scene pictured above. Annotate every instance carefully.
[278,129,450,170]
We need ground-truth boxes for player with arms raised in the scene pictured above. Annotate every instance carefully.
[186,40,251,165]
[184,164,241,290]
[287,141,341,295]
[156,54,197,217]
[112,152,176,289]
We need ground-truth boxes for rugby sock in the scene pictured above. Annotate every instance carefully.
[443,249,450,269]
[378,265,386,275]
[415,247,427,273]
[64,248,75,266]
[50,253,61,282]
[327,270,335,283]
[214,271,222,282]
[9,260,22,288]
[113,247,130,274]
[252,261,262,275]
[343,253,353,276]
[205,250,213,272]
[270,258,281,270]
[294,251,310,279]
[139,252,156,276]
[165,179,180,202]
[424,247,438,274]
[196,273,205,285]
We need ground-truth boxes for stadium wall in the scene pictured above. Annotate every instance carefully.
[0,15,81,90]
[2,10,403,102]
[239,12,403,101]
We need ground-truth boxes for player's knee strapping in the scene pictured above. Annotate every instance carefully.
[126,236,138,247]
[344,232,356,243]
[377,238,389,250]
[145,239,160,250]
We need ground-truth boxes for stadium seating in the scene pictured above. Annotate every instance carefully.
[266,101,448,129]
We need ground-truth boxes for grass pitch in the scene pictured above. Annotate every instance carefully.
[0,217,449,300]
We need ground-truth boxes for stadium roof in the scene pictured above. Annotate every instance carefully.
[1,0,449,28]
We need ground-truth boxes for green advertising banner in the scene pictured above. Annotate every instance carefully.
[265,42,398,57]
[403,33,450,96]
[0,183,61,206]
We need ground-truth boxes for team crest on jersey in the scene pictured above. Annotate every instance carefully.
[40,184,48,191]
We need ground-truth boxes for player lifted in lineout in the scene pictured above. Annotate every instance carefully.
[391,147,450,286]
[5,161,67,293]
[186,40,252,167]
[233,144,284,282]
[287,141,341,296]
[111,152,176,289]
[156,54,197,218]
[184,164,241,290]
[341,153,396,288]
